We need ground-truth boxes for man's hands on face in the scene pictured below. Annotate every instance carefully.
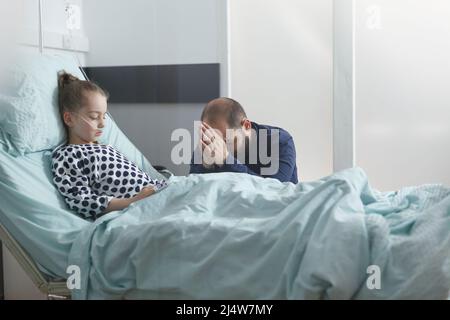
[200,122,229,167]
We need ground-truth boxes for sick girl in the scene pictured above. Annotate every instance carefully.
[52,71,167,220]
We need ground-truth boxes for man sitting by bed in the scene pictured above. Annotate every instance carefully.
[190,97,298,183]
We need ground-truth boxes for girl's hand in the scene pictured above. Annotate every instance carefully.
[103,187,155,214]
[133,187,156,201]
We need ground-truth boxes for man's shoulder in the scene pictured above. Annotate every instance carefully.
[253,122,293,143]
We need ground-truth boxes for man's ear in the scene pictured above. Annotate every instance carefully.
[242,118,252,130]
[63,111,74,128]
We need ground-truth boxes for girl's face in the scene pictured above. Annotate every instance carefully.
[64,92,108,144]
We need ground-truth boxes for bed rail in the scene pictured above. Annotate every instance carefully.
[0,223,71,299]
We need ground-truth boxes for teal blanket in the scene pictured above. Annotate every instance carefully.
[69,168,450,299]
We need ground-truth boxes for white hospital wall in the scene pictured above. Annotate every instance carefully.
[228,0,334,182]
[0,1,21,57]
[22,0,85,35]
[19,0,87,64]
[83,0,228,175]
[355,0,450,190]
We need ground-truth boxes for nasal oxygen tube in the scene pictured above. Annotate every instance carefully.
[72,112,103,130]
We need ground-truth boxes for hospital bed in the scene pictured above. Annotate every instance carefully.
[0,51,171,299]
[1,51,450,300]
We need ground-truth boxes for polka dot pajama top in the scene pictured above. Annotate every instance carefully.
[51,144,167,220]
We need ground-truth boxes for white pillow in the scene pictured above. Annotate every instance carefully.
[0,51,84,155]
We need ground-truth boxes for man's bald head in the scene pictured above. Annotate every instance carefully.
[201,97,247,128]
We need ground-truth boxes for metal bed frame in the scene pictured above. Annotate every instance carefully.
[0,224,71,300]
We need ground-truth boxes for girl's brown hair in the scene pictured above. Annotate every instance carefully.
[57,71,109,125]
